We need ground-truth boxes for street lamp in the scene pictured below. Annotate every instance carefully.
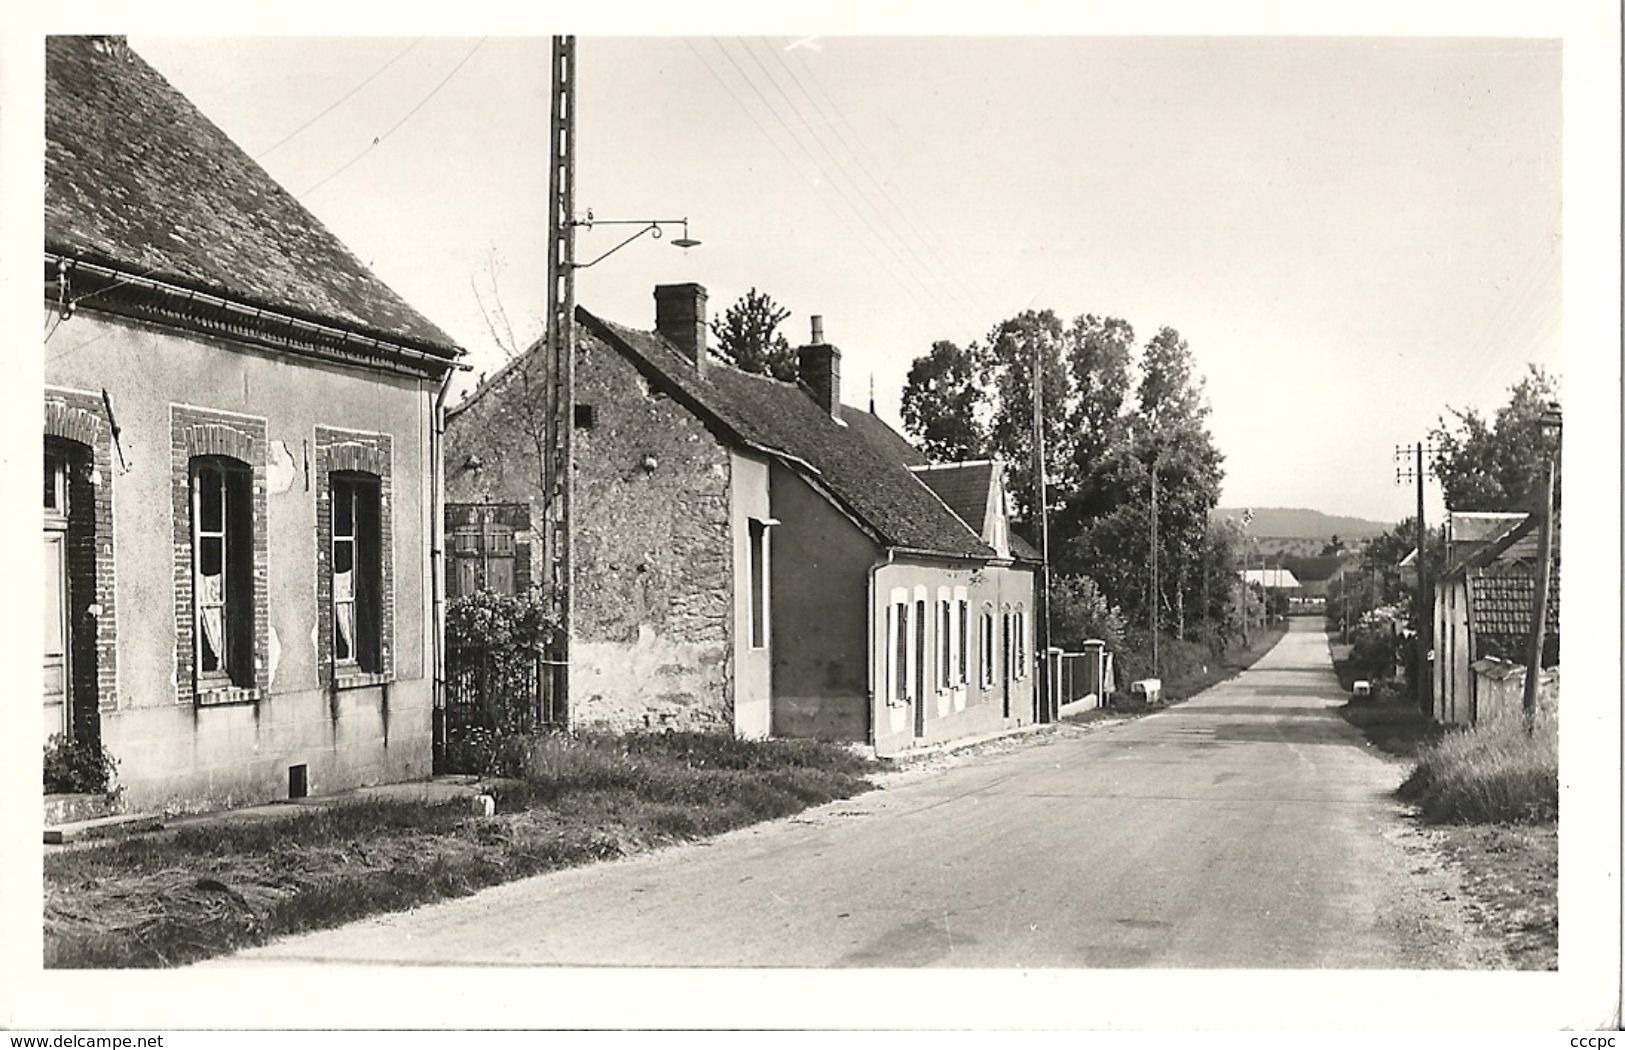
[569,210,701,269]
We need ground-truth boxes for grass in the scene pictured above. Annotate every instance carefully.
[1338,696,1445,760]
[44,732,885,968]
[1397,713,1557,825]
[1426,822,1557,969]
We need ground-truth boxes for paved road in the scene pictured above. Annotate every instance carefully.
[216,619,1492,968]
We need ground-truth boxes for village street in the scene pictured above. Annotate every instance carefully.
[211,618,1496,969]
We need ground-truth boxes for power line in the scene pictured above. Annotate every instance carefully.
[776,38,990,318]
[707,38,950,326]
[256,38,423,160]
[739,38,975,332]
[301,38,485,199]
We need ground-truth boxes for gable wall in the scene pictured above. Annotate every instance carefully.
[567,342,738,731]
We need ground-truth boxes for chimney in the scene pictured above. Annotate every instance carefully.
[654,283,708,373]
[797,316,842,421]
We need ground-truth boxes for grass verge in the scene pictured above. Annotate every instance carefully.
[1397,714,1557,825]
[44,733,885,968]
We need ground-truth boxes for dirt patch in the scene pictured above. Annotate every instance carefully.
[1421,822,1557,970]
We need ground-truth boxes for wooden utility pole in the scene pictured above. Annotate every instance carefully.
[1522,407,1561,731]
[1149,455,1159,676]
[1396,441,1436,715]
[1031,340,1053,722]
[542,35,577,721]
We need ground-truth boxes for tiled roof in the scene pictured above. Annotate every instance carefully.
[577,308,994,560]
[1467,567,1560,663]
[1449,511,1529,544]
[46,36,459,356]
[911,462,995,534]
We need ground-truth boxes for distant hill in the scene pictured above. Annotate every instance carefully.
[1211,507,1391,541]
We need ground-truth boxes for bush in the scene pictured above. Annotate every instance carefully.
[1398,714,1557,824]
[43,734,118,796]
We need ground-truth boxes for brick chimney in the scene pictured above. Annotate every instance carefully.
[654,283,708,373]
[797,315,842,421]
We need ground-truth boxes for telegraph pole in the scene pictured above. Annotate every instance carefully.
[1395,441,1437,716]
[543,35,578,721]
[1522,404,1561,731]
[1149,454,1159,676]
[1030,341,1053,721]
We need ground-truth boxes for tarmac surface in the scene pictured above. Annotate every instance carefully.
[211,618,1496,969]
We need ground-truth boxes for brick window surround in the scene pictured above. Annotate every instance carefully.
[44,389,118,716]
[171,406,269,706]
[314,427,394,689]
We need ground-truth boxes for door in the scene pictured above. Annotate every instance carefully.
[43,530,69,742]
[913,599,926,737]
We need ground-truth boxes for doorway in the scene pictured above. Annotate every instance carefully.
[43,447,70,742]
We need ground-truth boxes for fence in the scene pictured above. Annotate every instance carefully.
[434,645,564,771]
[1054,642,1114,713]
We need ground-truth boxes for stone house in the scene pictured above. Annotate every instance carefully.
[1433,512,1560,726]
[444,283,1042,754]
[43,37,463,811]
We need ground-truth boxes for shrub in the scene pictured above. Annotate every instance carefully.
[1398,714,1557,824]
[43,734,118,796]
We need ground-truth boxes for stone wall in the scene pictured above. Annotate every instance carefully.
[444,335,738,733]
[570,338,735,731]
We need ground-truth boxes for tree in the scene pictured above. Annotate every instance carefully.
[1063,314,1135,520]
[1430,365,1561,512]
[709,288,798,381]
[1131,327,1225,640]
[981,310,1070,523]
[900,340,986,461]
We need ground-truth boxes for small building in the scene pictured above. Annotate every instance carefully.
[1280,555,1347,598]
[445,284,1041,753]
[43,37,463,811]
[1239,567,1302,592]
[1432,513,1560,726]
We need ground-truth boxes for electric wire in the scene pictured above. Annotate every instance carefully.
[256,38,423,160]
[301,37,485,198]
[707,38,949,326]
[738,37,976,332]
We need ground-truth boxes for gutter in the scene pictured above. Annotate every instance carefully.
[47,252,469,378]
[429,367,454,770]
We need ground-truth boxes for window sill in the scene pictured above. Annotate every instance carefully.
[334,670,393,691]
[195,684,262,707]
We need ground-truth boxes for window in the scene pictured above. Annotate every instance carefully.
[43,448,67,517]
[191,457,254,686]
[748,518,768,648]
[1002,611,1013,683]
[937,599,951,690]
[949,604,962,685]
[450,521,517,598]
[574,403,596,429]
[1014,609,1028,680]
[980,607,995,688]
[331,473,383,673]
[889,601,910,703]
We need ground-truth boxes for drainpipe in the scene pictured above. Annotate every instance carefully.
[865,547,896,747]
[430,367,454,771]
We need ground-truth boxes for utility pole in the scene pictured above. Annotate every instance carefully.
[1522,404,1561,732]
[1149,453,1159,676]
[542,35,577,721]
[1396,441,1437,716]
[1030,339,1053,722]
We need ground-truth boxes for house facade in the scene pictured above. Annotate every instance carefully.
[1432,512,1560,726]
[444,283,1041,753]
[43,37,463,811]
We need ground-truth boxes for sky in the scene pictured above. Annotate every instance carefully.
[128,32,1562,525]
